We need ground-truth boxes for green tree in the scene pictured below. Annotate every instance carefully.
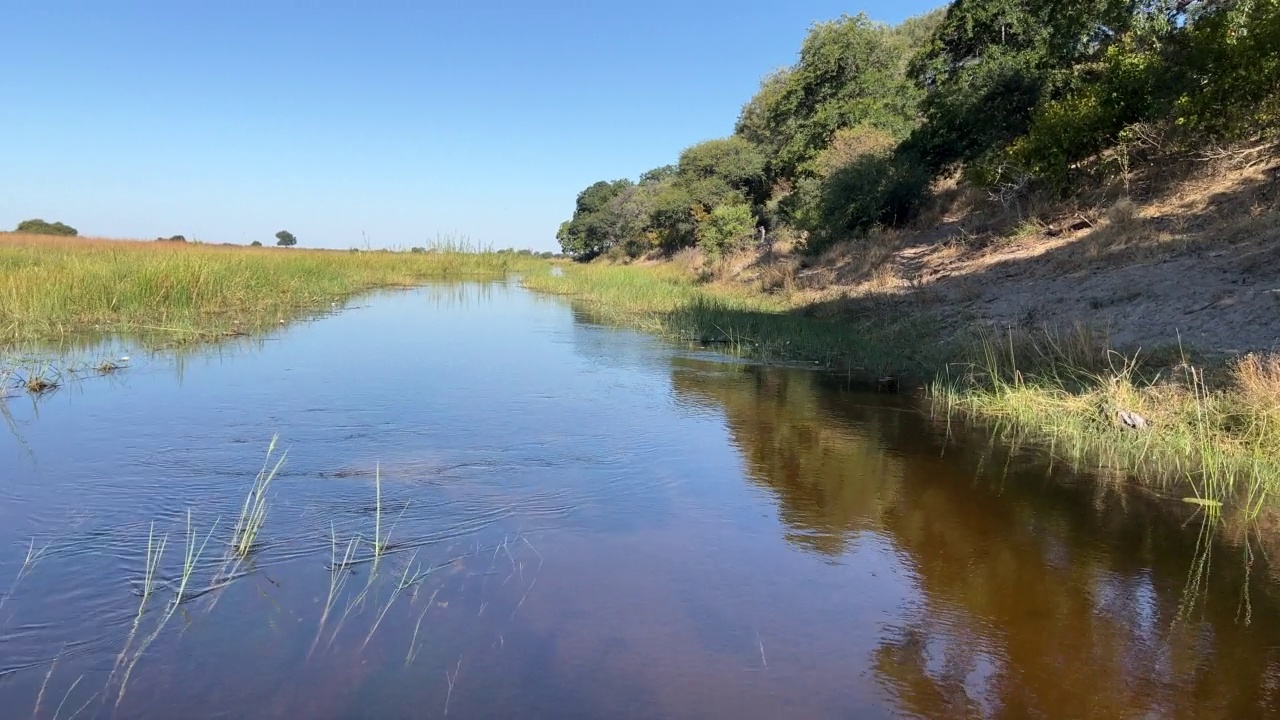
[250,240,263,247]
[736,14,925,180]
[556,179,634,258]
[697,202,758,257]
[275,230,298,247]
[16,219,78,236]
[906,0,1138,174]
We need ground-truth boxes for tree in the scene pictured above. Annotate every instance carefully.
[556,179,634,258]
[16,219,78,236]
[250,240,263,247]
[275,230,298,247]
[697,202,757,257]
[736,14,926,180]
[906,0,1138,174]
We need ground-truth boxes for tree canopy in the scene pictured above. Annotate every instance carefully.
[16,219,78,236]
[276,230,298,247]
[560,0,1280,258]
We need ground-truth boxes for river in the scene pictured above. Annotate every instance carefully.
[1,280,1277,719]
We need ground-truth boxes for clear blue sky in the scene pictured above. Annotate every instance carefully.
[1,1,940,251]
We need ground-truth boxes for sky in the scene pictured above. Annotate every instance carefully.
[1,1,940,251]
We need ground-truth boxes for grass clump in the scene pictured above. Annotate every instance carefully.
[933,328,1280,521]
[232,436,287,557]
[0,233,548,346]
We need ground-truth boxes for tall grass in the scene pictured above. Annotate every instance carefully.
[523,263,942,380]
[0,233,547,345]
[933,327,1280,521]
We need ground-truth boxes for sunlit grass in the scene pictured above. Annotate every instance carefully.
[933,328,1280,521]
[232,436,287,557]
[523,262,942,379]
[0,232,548,346]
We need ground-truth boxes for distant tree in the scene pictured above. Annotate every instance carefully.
[155,234,186,242]
[16,218,78,236]
[410,246,427,253]
[275,230,298,247]
[556,179,634,258]
[250,240,263,247]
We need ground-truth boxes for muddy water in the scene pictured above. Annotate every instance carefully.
[1,281,1278,719]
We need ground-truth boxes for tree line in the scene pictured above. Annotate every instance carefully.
[558,0,1279,259]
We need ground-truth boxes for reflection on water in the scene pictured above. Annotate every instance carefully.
[0,281,1277,719]
[672,359,1280,718]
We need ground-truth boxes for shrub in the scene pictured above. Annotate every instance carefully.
[799,146,930,255]
[16,219,77,236]
[696,202,757,257]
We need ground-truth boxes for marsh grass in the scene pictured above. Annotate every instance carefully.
[114,510,219,706]
[0,232,547,346]
[529,263,1280,522]
[0,537,52,613]
[523,263,943,381]
[933,327,1280,521]
[232,436,287,558]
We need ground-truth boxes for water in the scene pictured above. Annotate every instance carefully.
[2,281,1278,719]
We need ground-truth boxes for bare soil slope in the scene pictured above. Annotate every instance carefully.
[736,153,1280,359]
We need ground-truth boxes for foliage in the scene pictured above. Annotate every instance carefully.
[556,179,634,258]
[16,219,78,236]
[250,240,263,247]
[561,0,1280,259]
[697,202,757,257]
[736,13,929,179]
[276,230,298,247]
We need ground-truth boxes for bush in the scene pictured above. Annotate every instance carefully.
[250,240,263,247]
[812,153,929,254]
[155,235,187,242]
[696,203,757,257]
[16,219,77,236]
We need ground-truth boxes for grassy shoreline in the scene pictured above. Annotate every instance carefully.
[0,233,544,346]
[524,261,1280,524]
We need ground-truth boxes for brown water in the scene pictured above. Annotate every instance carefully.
[1,281,1278,719]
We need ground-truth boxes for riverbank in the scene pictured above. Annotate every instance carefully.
[525,157,1280,524]
[0,233,545,346]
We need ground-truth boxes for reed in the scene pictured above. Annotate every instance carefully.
[115,510,218,706]
[0,232,547,346]
[523,263,938,380]
[232,436,287,557]
[932,328,1280,521]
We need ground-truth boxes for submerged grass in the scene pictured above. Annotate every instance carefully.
[526,261,1280,525]
[0,233,547,346]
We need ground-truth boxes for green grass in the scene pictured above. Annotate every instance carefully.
[932,332,1280,522]
[523,263,946,380]
[0,232,547,346]
[525,261,1280,524]
[232,435,287,557]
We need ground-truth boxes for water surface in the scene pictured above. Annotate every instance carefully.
[2,281,1278,719]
